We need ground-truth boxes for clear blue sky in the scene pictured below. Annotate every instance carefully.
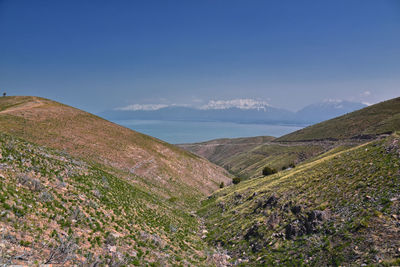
[0,0,399,112]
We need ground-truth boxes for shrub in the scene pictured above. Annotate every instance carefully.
[262,166,277,176]
[232,177,241,184]
[219,182,224,188]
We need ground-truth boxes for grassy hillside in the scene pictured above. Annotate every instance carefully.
[178,136,275,165]
[278,97,400,142]
[218,142,331,179]
[0,96,230,199]
[180,137,338,179]
[0,133,226,265]
[199,133,400,265]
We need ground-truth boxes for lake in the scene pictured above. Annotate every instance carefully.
[115,119,304,144]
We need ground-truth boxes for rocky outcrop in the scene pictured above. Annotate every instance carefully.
[285,209,329,239]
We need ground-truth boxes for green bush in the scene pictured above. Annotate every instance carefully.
[262,166,277,176]
[219,182,224,188]
[232,177,241,184]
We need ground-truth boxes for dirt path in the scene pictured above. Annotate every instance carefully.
[0,98,45,114]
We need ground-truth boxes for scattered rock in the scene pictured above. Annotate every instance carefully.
[169,225,178,232]
[39,190,54,202]
[285,210,328,239]
[307,210,328,222]
[218,202,226,212]
[18,175,44,192]
[272,232,285,238]
[234,193,242,199]
[102,176,109,189]
[266,212,280,229]
[266,195,278,207]
[244,223,261,241]
[92,189,102,199]
[105,233,117,246]
[254,195,279,213]
[247,192,258,201]
[285,220,304,239]
[291,205,302,215]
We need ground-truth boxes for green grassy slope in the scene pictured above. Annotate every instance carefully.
[219,143,328,179]
[199,133,400,266]
[180,137,333,179]
[178,136,275,165]
[277,97,400,142]
[0,133,223,265]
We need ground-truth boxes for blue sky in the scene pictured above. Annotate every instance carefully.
[0,0,399,112]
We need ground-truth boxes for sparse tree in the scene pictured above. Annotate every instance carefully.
[232,177,241,184]
[262,166,277,176]
[2,92,6,97]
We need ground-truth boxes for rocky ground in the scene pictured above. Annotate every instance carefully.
[199,134,400,266]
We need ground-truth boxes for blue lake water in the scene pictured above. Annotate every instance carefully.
[116,120,304,144]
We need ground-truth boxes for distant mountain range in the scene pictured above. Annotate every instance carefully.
[294,100,367,124]
[100,100,367,125]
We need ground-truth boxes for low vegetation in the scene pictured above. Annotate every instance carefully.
[262,166,277,176]
[0,133,226,265]
[199,133,400,265]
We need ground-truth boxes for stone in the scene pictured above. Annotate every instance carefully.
[285,221,303,239]
[266,195,278,207]
[266,212,280,229]
[291,205,302,215]
[244,223,261,240]
[307,210,327,222]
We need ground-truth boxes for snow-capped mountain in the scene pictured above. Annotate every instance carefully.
[100,99,367,125]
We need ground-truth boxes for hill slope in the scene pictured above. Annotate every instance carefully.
[278,97,400,142]
[180,138,331,179]
[0,96,230,198]
[199,133,400,265]
[0,96,234,265]
[0,133,223,265]
[178,136,275,165]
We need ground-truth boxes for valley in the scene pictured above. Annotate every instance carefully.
[0,96,399,266]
